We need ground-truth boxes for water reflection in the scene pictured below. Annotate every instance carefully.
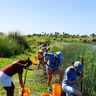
[55,42,96,49]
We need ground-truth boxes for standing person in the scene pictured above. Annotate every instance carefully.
[37,42,50,70]
[44,51,64,92]
[38,42,50,52]
[62,61,83,96]
[0,57,32,96]
[37,49,45,70]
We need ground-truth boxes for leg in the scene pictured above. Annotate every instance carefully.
[62,84,83,96]
[3,82,15,96]
[0,72,15,96]
[53,69,64,82]
[58,69,63,82]
[73,88,83,96]
[48,72,52,87]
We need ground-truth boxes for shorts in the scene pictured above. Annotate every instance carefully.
[45,65,58,73]
[62,84,74,96]
[0,71,12,87]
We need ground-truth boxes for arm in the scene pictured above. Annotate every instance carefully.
[18,73,24,88]
[37,59,42,70]
[13,59,30,68]
[15,62,29,69]
[38,56,49,65]
[66,69,78,84]
[43,56,49,64]
[37,56,49,69]
[68,80,77,84]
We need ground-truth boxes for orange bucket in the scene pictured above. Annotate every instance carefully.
[52,84,61,96]
[19,87,30,96]
[40,93,52,96]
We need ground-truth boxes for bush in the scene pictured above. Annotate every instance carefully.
[0,37,15,57]
[0,32,30,57]
[8,32,30,50]
[92,38,96,42]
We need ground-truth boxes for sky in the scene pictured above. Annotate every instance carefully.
[0,0,96,35]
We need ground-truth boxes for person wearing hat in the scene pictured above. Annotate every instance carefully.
[43,51,64,92]
[0,57,32,96]
[38,42,50,52]
[37,49,45,70]
[62,61,83,96]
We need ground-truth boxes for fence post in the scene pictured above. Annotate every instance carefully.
[81,57,84,92]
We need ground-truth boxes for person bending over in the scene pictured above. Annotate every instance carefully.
[43,51,64,92]
[0,57,32,96]
[62,61,83,96]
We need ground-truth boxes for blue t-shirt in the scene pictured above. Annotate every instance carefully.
[63,66,78,86]
[44,52,60,70]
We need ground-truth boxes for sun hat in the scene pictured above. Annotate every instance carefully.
[38,49,44,53]
[74,61,83,72]
[56,51,62,60]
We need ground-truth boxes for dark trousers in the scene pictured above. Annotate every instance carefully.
[3,82,15,96]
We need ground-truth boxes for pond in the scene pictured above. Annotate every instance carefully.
[55,42,96,49]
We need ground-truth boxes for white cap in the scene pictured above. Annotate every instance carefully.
[74,61,83,72]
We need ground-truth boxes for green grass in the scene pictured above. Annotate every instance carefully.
[0,52,48,96]
[0,42,96,96]
[0,32,30,57]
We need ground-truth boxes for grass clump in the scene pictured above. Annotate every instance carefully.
[0,32,30,57]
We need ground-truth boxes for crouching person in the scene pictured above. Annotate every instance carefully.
[62,61,83,96]
[0,57,32,96]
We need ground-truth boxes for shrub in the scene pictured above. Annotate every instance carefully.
[8,32,30,50]
[0,32,30,57]
[92,38,96,42]
[0,37,15,57]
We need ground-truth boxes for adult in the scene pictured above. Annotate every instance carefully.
[62,61,83,96]
[38,42,50,52]
[37,51,63,92]
[0,57,32,96]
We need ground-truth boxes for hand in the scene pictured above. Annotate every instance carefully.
[78,72,83,77]
[21,85,24,89]
[48,67,52,71]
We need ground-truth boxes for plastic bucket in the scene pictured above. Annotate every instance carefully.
[19,87,30,96]
[52,84,61,96]
[40,93,52,96]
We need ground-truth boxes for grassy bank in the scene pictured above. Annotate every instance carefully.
[0,43,96,95]
[0,33,96,96]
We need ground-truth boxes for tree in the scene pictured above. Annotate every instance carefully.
[90,33,96,38]
[0,32,4,35]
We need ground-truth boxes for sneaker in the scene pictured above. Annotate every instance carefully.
[48,87,52,92]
